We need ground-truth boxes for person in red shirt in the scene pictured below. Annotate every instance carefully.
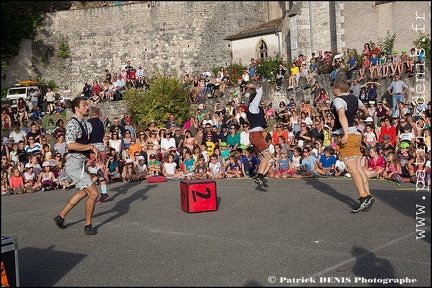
[379,116,397,146]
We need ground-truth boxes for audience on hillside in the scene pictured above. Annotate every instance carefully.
[2,41,430,196]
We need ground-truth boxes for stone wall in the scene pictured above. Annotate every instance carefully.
[2,1,264,94]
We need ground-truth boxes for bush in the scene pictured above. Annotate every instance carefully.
[226,62,247,85]
[123,72,191,129]
[413,32,431,66]
[255,53,283,82]
[377,30,396,54]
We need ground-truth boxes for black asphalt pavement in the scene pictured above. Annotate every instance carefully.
[1,177,430,287]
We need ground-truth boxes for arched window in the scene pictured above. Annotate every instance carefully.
[259,40,268,59]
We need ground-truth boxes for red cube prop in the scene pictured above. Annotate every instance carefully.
[180,179,217,213]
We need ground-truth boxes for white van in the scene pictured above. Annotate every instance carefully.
[6,85,39,108]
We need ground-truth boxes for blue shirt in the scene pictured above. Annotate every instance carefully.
[319,154,337,168]
[301,155,317,172]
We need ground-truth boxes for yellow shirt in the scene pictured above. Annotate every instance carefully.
[205,141,215,155]
[290,66,299,76]
[323,129,331,147]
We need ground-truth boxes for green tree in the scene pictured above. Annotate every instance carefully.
[377,30,396,54]
[123,72,191,128]
[1,2,42,67]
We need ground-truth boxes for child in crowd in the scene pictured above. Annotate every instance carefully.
[274,149,292,179]
[193,157,208,179]
[136,155,148,180]
[224,154,242,178]
[22,163,42,193]
[334,153,349,177]
[382,151,404,183]
[291,147,303,175]
[363,124,377,149]
[147,153,162,177]
[38,162,57,191]
[206,154,224,179]
[162,153,183,180]
[182,151,195,179]
[9,168,25,194]
[315,147,337,176]
[123,158,142,182]
[106,153,122,183]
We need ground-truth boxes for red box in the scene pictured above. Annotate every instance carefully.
[180,179,217,213]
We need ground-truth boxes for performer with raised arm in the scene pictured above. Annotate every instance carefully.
[245,83,271,188]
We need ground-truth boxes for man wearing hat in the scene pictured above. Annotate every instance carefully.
[380,134,395,155]
[397,123,414,147]
[161,129,176,155]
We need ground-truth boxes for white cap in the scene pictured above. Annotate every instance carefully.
[364,117,374,122]
[126,159,133,164]
[25,163,33,168]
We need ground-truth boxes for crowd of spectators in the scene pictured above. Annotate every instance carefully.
[2,42,431,195]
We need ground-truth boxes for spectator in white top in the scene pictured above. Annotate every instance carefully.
[240,123,251,148]
[9,122,27,144]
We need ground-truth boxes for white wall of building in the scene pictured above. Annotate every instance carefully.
[231,34,280,65]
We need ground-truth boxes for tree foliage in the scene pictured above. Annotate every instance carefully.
[123,73,191,128]
[0,2,42,67]
[377,30,396,54]
[256,53,283,82]
[413,32,431,66]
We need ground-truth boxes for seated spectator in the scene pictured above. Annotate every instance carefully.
[288,62,300,89]
[9,168,25,194]
[122,158,142,182]
[162,153,182,179]
[358,55,370,82]
[181,151,195,179]
[22,163,42,193]
[330,57,343,86]
[147,153,162,177]
[382,151,404,183]
[315,147,337,176]
[105,153,122,183]
[193,156,208,179]
[38,162,57,191]
[292,147,317,178]
[363,147,386,178]
[206,154,224,179]
[274,149,293,179]
[135,155,148,179]
[224,154,242,178]
[334,153,349,177]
